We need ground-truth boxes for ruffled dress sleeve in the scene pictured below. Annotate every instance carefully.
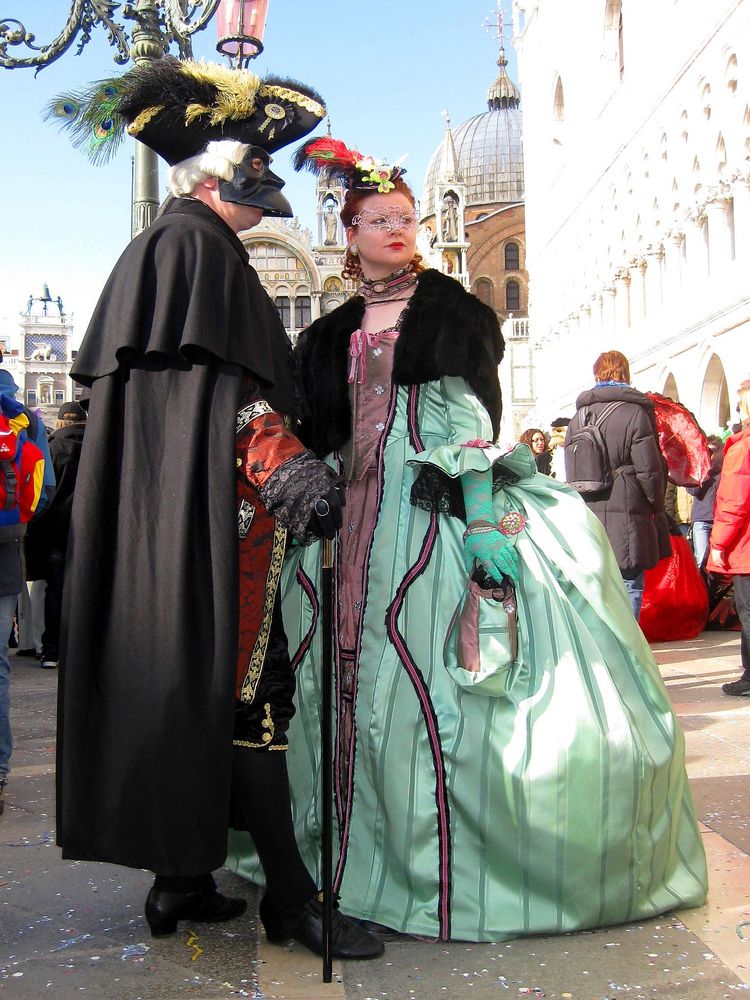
[407,376,536,517]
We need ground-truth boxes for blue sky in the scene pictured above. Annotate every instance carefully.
[0,0,517,343]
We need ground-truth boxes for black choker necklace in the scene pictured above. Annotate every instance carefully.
[359,265,417,299]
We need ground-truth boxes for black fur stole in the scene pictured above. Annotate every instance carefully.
[295,269,504,457]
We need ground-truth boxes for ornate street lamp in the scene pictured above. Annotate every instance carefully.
[0,1,265,235]
[216,0,268,68]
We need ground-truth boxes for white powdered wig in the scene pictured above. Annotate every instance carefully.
[168,140,249,197]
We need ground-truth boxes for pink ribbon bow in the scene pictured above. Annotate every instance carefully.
[348,328,394,384]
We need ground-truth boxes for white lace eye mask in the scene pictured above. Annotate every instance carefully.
[351,207,418,232]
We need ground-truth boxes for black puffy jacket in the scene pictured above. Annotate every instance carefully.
[565,385,671,574]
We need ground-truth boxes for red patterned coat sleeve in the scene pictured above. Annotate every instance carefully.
[237,399,306,489]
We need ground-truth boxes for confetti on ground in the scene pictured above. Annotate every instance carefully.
[187,930,204,961]
[121,943,150,960]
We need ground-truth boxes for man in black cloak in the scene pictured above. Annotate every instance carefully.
[54,57,381,960]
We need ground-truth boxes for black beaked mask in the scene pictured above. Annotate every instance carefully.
[218,146,292,218]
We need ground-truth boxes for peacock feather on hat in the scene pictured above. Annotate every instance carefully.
[47,57,326,166]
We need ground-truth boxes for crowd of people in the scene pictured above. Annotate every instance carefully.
[517,370,743,632]
[2,51,750,964]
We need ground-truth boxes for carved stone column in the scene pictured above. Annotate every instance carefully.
[663,231,685,306]
[628,259,647,326]
[705,191,732,271]
[613,271,630,333]
[730,172,750,264]
[685,208,709,284]
[645,244,665,316]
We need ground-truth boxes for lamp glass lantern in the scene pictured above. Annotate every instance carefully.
[216,0,269,67]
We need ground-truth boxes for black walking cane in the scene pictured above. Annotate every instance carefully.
[320,534,335,982]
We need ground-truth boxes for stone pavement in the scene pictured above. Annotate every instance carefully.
[2,630,750,1000]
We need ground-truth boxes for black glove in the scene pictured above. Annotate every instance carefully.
[307,484,345,540]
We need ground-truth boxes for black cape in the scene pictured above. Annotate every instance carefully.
[57,198,294,874]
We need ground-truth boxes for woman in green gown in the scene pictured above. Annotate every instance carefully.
[227,140,707,942]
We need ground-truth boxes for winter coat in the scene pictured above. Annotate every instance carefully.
[26,423,85,572]
[687,449,723,523]
[707,424,750,574]
[565,384,671,574]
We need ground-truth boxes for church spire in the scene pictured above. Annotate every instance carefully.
[436,111,462,183]
[487,48,521,110]
[483,1,521,110]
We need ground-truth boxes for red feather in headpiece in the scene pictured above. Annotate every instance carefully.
[293,136,363,176]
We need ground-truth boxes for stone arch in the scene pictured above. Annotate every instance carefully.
[242,228,324,294]
[662,372,679,401]
[603,0,624,78]
[698,78,712,121]
[553,76,565,122]
[692,156,702,195]
[716,132,728,176]
[552,75,565,146]
[679,108,689,143]
[724,50,738,95]
[700,352,730,431]
[473,276,494,307]
[660,130,669,163]
[468,224,526,272]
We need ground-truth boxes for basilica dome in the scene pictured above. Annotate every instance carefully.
[421,51,524,219]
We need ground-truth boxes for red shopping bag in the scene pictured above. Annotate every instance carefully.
[640,533,708,641]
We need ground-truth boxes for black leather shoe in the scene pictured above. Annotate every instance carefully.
[259,894,384,960]
[145,879,247,937]
[722,677,750,696]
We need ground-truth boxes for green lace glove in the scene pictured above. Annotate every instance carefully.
[461,470,519,584]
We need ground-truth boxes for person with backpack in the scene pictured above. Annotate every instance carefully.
[25,402,88,670]
[0,368,53,818]
[564,350,671,619]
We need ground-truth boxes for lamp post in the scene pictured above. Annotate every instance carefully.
[216,0,268,68]
[0,1,268,235]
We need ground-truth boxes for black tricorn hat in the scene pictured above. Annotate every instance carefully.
[47,57,326,166]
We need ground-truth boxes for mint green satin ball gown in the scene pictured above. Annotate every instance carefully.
[226,374,707,942]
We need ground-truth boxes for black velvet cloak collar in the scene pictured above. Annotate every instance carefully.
[295,269,504,458]
[71,198,296,413]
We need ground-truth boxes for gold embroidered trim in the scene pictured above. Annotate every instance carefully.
[260,702,274,743]
[239,520,287,703]
[258,85,325,118]
[232,740,287,750]
[127,105,164,136]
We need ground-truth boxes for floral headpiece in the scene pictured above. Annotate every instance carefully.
[293,136,406,193]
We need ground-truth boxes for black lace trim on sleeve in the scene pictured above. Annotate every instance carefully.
[409,462,523,519]
[260,451,339,545]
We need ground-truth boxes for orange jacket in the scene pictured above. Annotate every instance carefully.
[707,424,750,574]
